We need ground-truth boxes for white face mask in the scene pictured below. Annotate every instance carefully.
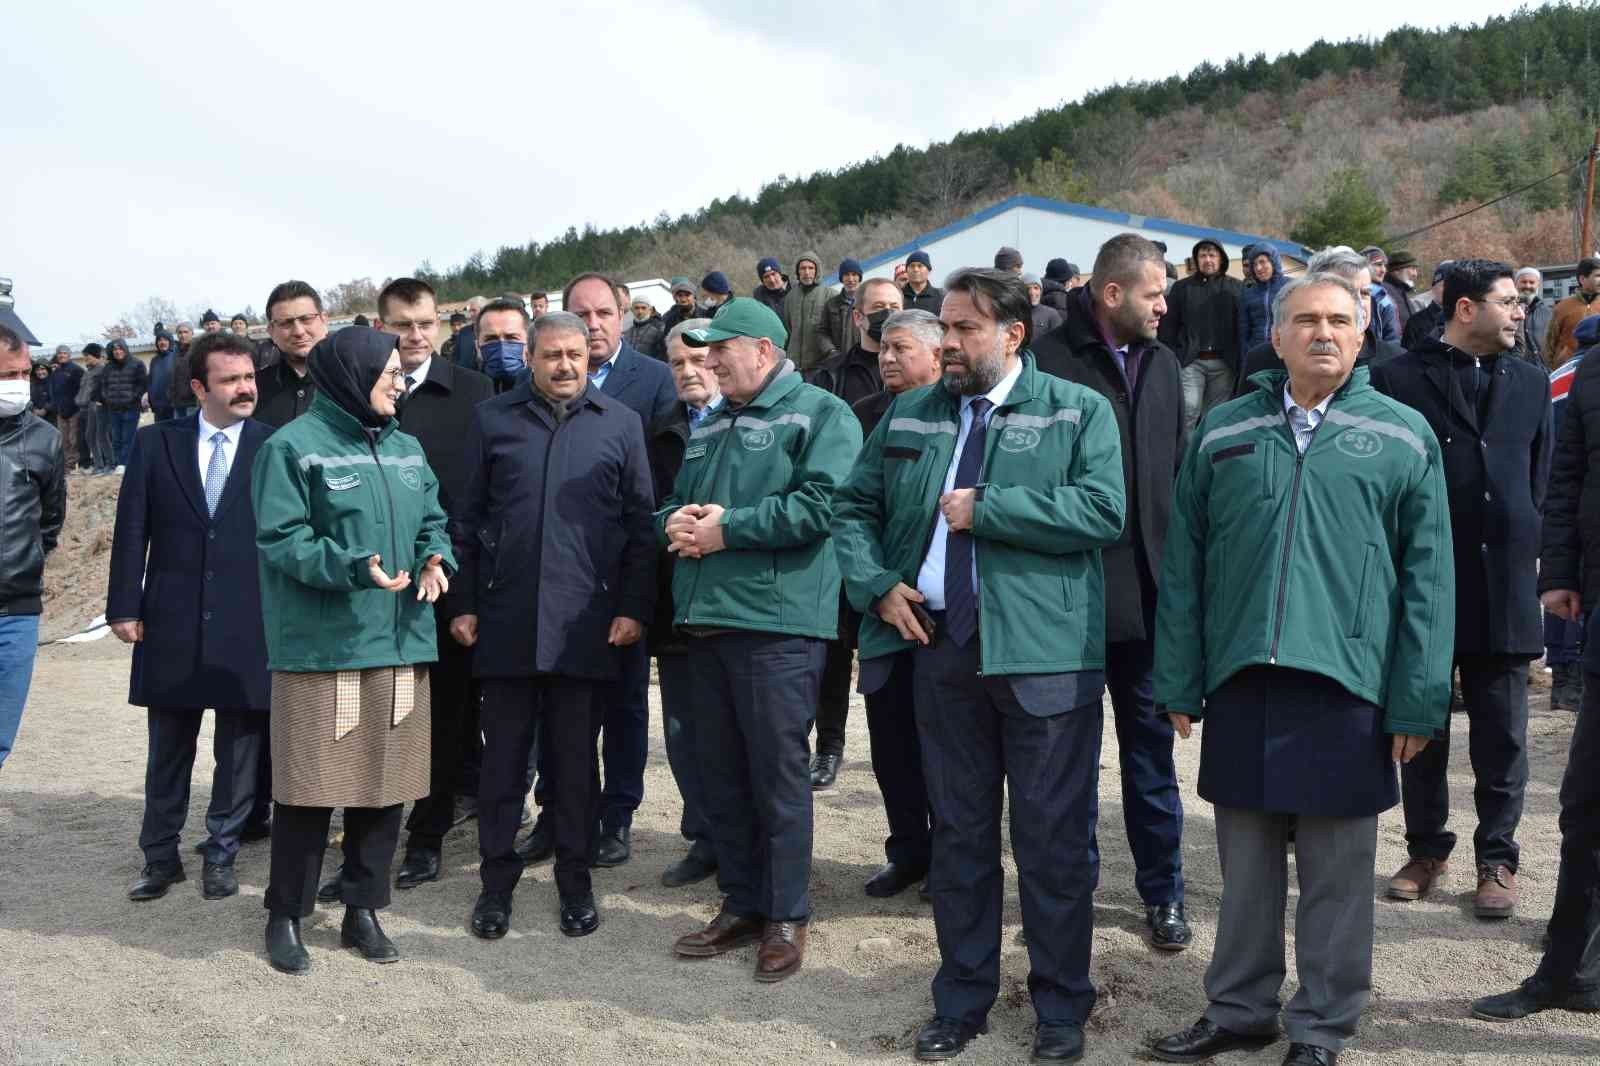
[0,379,31,417]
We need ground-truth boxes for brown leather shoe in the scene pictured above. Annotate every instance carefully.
[754,920,807,983]
[1475,864,1518,919]
[673,905,764,958]
[1387,857,1448,900]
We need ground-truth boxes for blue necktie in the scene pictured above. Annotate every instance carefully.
[944,397,992,647]
[204,430,227,517]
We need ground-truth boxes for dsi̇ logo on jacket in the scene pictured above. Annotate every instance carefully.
[1335,429,1383,459]
[997,427,1041,453]
[740,428,776,452]
[398,467,422,490]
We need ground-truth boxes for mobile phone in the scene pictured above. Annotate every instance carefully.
[909,602,938,644]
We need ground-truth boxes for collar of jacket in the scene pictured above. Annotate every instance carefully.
[1064,284,1154,362]
[1411,336,1501,366]
[928,352,1041,417]
[510,378,604,417]
[729,358,800,414]
[307,389,397,444]
[1247,364,1371,403]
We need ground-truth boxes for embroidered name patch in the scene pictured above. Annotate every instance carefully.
[684,443,708,460]
[325,473,362,491]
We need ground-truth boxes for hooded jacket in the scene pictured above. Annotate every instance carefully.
[819,289,859,360]
[1159,240,1243,371]
[780,251,831,370]
[625,311,668,360]
[1236,244,1288,353]
[49,360,84,419]
[147,336,175,413]
[96,345,149,411]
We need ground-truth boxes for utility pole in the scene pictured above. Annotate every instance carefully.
[1584,128,1600,258]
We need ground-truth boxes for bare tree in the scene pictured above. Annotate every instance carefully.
[103,296,180,341]
[910,144,1005,223]
[325,277,380,316]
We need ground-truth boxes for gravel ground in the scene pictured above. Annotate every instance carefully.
[2,639,1597,1065]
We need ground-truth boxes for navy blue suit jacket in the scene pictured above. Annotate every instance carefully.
[106,414,271,711]
[598,340,677,428]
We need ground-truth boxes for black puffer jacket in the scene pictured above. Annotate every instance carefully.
[95,353,149,411]
[626,314,668,360]
[1039,279,1071,314]
[0,412,67,615]
[1158,240,1243,370]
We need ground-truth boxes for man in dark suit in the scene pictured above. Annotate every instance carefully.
[1032,233,1193,951]
[450,310,656,939]
[252,281,328,430]
[107,332,272,903]
[376,277,496,891]
[517,272,675,869]
[1371,260,1550,920]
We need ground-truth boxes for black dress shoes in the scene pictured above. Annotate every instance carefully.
[201,862,238,900]
[1281,1044,1336,1065]
[452,796,478,825]
[1150,1018,1279,1063]
[660,844,718,888]
[128,863,186,902]
[915,1016,987,1061]
[864,862,927,898]
[471,891,512,940]
[515,818,553,865]
[395,848,441,890]
[1031,1022,1084,1063]
[559,895,600,937]
[1147,901,1192,951]
[265,915,310,975]
[809,752,841,789]
[1471,976,1600,1021]
[316,863,343,903]
[593,825,631,867]
[341,907,399,963]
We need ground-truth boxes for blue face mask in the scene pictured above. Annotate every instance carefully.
[480,340,526,381]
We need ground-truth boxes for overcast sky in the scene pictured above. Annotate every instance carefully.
[11,0,1518,344]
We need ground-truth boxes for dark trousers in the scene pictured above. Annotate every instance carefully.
[404,621,474,852]
[246,743,273,832]
[264,802,403,918]
[479,677,601,901]
[1401,654,1529,871]
[530,641,646,833]
[1535,669,1600,990]
[659,652,710,846]
[1547,612,1586,666]
[864,652,931,871]
[914,637,1101,1027]
[814,636,853,757]
[689,632,823,922]
[1102,637,1185,905]
[109,408,139,465]
[139,706,265,867]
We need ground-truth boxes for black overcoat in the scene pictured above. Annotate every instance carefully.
[106,415,271,710]
[1371,340,1551,657]
[397,356,493,517]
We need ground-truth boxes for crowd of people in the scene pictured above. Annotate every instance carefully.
[2,229,1600,1065]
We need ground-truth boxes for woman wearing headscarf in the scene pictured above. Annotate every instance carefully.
[250,326,454,975]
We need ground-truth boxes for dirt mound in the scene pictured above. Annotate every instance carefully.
[40,471,124,641]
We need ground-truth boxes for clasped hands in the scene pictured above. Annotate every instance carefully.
[664,503,727,559]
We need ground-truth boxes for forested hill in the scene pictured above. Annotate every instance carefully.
[418,4,1600,299]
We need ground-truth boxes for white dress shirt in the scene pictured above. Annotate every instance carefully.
[1282,382,1332,454]
[915,357,1024,609]
[196,412,244,485]
[405,356,432,393]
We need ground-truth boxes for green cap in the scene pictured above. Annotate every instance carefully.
[682,297,789,349]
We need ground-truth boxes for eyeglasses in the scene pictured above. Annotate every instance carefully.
[381,368,406,384]
[1475,296,1522,311]
[270,313,324,331]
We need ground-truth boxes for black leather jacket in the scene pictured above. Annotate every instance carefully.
[0,412,67,615]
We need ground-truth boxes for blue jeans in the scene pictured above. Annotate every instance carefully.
[110,409,140,465]
[0,614,42,770]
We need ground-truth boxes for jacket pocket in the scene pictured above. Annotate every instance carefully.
[1350,543,1377,639]
[477,523,505,590]
[1261,445,1275,500]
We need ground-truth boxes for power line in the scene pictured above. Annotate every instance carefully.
[1382,151,1590,246]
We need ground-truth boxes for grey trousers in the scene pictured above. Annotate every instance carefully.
[1180,357,1235,436]
[1204,806,1378,1052]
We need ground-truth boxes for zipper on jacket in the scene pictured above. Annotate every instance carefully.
[1268,411,1321,663]
[369,436,405,661]
[680,408,742,627]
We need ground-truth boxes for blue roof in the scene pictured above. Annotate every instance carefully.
[827,194,1308,283]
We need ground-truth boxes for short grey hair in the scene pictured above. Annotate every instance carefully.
[1305,246,1372,281]
[665,317,712,351]
[531,310,589,348]
[881,308,944,351]
[1271,272,1364,329]
[1516,266,1542,283]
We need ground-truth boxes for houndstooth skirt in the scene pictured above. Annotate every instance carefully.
[270,666,431,808]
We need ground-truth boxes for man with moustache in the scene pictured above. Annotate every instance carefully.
[516,273,674,869]
[376,277,494,891]
[833,269,1125,1061]
[649,318,725,887]
[837,306,945,898]
[452,311,655,939]
[804,277,901,791]
[1033,232,1193,951]
[254,282,329,430]
[109,332,273,903]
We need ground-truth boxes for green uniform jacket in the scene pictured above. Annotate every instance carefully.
[1152,367,1455,737]
[655,365,863,639]
[251,391,456,673]
[832,353,1126,674]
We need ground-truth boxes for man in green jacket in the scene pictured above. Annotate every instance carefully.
[833,268,1125,1064]
[1148,273,1454,1066]
[659,298,862,983]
